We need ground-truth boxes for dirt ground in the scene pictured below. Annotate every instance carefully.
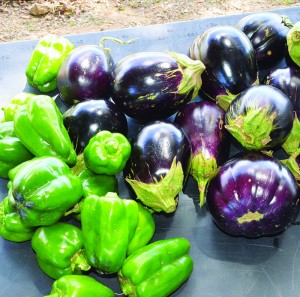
[0,0,298,43]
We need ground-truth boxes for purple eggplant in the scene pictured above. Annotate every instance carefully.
[111,51,205,123]
[263,66,300,155]
[206,151,300,238]
[57,45,114,105]
[124,120,192,213]
[174,101,229,207]
[189,26,258,110]
[63,99,128,154]
[236,12,293,70]
[225,85,294,151]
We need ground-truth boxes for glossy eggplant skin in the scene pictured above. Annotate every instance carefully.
[263,66,300,117]
[63,99,128,154]
[225,85,294,150]
[124,120,192,213]
[206,152,300,238]
[57,45,114,105]
[111,52,201,123]
[189,26,258,109]
[174,101,229,206]
[236,12,292,70]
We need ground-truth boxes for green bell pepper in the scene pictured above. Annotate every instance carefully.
[81,192,139,274]
[83,130,131,175]
[44,275,115,297]
[0,121,33,179]
[25,34,75,92]
[127,203,155,256]
[118,237,193,297]
[7,156,83,227]
[0,196,36,242]
[32,222,91,279]
[13,94,77,166]
[66,167,118,221]
[1,92,35,122]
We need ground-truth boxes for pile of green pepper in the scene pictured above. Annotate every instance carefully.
[0,34,194,297]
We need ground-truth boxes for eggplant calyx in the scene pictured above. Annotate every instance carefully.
[190,152,218,207]
[282,116,300,156]
[216,92,236,111]
[281,156,300,184]
[237,211,264,224]
[125,157,184,213]
[166,51,206,99]
[282,15,294,29]
[71,249,91,272]
[287,22,300,66]
[225,106,276,150]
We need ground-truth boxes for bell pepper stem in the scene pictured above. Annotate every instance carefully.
[44,294,59,297]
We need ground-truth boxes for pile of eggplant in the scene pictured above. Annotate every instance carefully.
[55,12,300,239]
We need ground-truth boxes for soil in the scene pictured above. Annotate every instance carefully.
[0,0,298,43]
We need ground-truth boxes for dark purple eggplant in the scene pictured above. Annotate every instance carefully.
[206,151,300,238]
[225,85,294,151]
[189,26,258,110]
[236,12,293,70]
[111,51,205,123]
[57,45,114,105]
[174,101,229,207]
[124,120,192,213]
[263,66,300,156]
[63,99,128,154]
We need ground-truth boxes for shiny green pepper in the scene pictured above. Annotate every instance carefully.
[84,130,131,175]
[32,222,91,279]
[13,94,77,166]
[7,156,83,227]
[44,275,114,297]
[25,34,75,92]
[118,237,193,297]
[1,92,35,122]
[127,203,155,256]
[81,192,139,274]
[0,197,36,242]
[0,121,33,179]
[66,168,118,221]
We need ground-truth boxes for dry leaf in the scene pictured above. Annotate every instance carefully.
[29,3,51,16]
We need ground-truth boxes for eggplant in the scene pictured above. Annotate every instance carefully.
[57,45,114,105]
[206,151,300,238]
[63,99,128,154]
[111,51,206,123]
[189,26,258,110]
[124,120,192,213]
[225,85,294,151]
[174,101,229,207]
[236,12,293,70]
[263,66,300,155]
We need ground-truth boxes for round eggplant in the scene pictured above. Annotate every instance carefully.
[206,151,300,238]
[124,120,192,213]
[174,101,229,207]
[111,51,205,123]
[236,12,293,70]
[225,85,294,151]
[63,99,128,154]
[189,26,258,110]
[57,45,114,105]
[264,66,300,156]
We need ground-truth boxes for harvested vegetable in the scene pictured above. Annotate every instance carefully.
[225,85,294,150]
[190,25,258,110]
[111,51,205,123]
[206,152,300,238]
[118,237,193,297]
[174,101,229,207]
[124,120,192,213]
